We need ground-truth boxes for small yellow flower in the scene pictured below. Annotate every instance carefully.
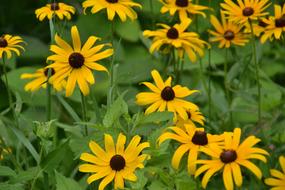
[209,12,249,48]
[260,4,285,43]
[195,128,269,190]
[79,133,149,190]
[0,35,24,59]
[82,0,142,22]
[160,0,208,21]
[47,26,113,97]
[244,18,268,37]
[21,67,66,92]
[35,2,75,21]
[143,19,208,62]
[136,69,199,120]
[265,156,285,189]
[158,124,224,174]
[176,108,205,128]
[221,0,271,24]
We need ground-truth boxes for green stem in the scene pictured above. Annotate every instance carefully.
[249,19,261,121]
[2,57,18,127]
[224,49,233,127]
[208,49,212,124]
[80,92,88,136]
[149,0,155,29]
[110,21,115,88]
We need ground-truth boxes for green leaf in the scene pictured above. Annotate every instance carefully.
[115,20,141,42]
[0,166,16,177]
[10,167,38,183]
[0,183,24,190]
[139,112,173,124]
[57,95,81,122]
[55,171,83,190]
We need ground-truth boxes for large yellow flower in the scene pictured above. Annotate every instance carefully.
[79,133,149,190]
[136,69,199,120]
[47,26,113,97]
[195,128,269,190]
[82,0,142,22]
[21,67,66,92]
[143,19,208,62]
[221,0,271,24]
[160,0,208,21]
[158,124,224,174]
[265,156,285,189]
[0,34,24,59]
[260,4,285,43]
[209,12,249,48]
[35,2,75,21]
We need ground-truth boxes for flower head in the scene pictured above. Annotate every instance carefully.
[21,67,66,92]
[79,133,149,190]
[136,69,199,120]
[265,156,285,189]
[35,2,75,21]
[221,0,271,24]
[195,128,269,190]
[0,34,25,59]
[260,4,285,43]
[176,108,205,128]
[143,19,208,62]
[82,0,142,22]
[209,12,249,48]
[158,124,224,174]
[160,0,208,21]
[47,26,113,97]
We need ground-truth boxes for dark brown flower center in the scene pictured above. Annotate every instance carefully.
[220,150,237,163]
[106,0,118,3]
[161,86,175,101]
[191,131,208,146]
[68,53,85,68]
[242,7,254,16]
[224,30,235,40]
[187,111,191,119]
[0,37,8,48]
[110,155,126,171]
[44,68,55,77]
[50,2,59,11]
[167,27,179,39]
[275,16,285,28]
[175,0,189,7]
[258,19,268,27]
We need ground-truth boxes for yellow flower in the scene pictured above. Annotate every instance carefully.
[176,108,205,128]
[158,124,224,174]
[244,18,268,37]
[221,0,271,24]
[265,156,285,189]
[47,26,113,97]
[0,140,12,160]
[195,128,269,190]
[35,2,75,21]
[136,69,199,120]
[260,4,285,43]
[82,0,142,22]
[21,67,66,92]
[143,19,208,62]
[79,133,149,190]
[209,12,249,48]
[160,0,208,21]
[0,34,24,59]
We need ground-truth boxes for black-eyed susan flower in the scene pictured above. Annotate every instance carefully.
[160,0,208,21]
[35,2,75,21]
[195,128,269,190]
[47,26,113,97]
[82,0,142,22]
[143,19,208,62]
[265,156,285,189]
[158,124,224,175]
[244,18,268,37]
[0,34,24,59]
[21,67,66,92]
[221,0,270,24]
[176,108,205,128]
[79,133,149,190]
[209,12,249,48]
[136,69,199,120]
[260,4,285,43]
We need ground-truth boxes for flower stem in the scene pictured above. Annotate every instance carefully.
[2,57,18,127]
[224,49,233,127]
[80,92,88,136]
[249,19,261,121]
[208,49,212,124]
